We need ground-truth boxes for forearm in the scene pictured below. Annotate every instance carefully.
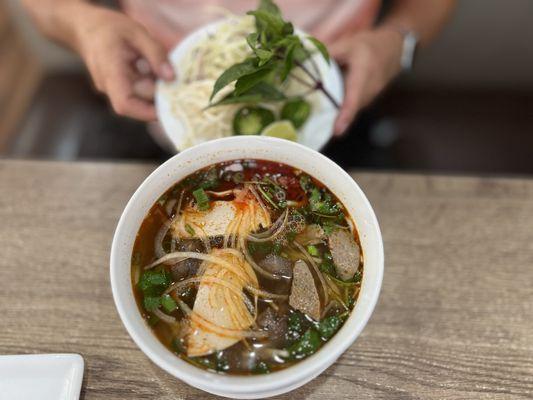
[380,0,456,46]
[20,0,95,51]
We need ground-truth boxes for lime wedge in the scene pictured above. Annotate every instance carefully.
[261,120,298,142]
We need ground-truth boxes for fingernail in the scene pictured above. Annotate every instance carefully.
[160,62,175,81]
[133,78,155,100]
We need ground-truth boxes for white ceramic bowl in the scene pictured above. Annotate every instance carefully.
[110,136,383,399]
[156,19,344,152]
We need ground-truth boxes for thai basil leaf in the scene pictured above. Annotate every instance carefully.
[210,58,259,101]
[211,82,286,106]
[246,32,259,49]
[281,42,296,82]
[307,36,330,63]
[255,49,274,66]
[235,67,274,96]
[317,315,342,340]
[259,0,281,15]
[286,311,304,341]
[252,361,270,374]
[248,9,286,37]
[287,328,321,359]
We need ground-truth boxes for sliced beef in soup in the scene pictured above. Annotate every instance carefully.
[328,229,361,281]
[289,260,321,320]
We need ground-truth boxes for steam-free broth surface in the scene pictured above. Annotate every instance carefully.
[132,160,363,374]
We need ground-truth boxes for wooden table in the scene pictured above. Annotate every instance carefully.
[1,160,532,399]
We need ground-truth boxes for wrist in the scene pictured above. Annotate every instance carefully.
[377,25,418,72]
[53,2,114,55]
[372,27,404,76]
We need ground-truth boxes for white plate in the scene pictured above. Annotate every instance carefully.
[0,354,84,400]
[156,19,344,152]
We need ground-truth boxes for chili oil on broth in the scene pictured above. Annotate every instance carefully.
[131,159,363,375]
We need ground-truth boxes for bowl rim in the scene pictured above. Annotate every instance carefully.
[110,136,383,397]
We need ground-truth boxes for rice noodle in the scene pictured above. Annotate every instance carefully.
[206,189,237,198]
[166,276,284,300]
[293,241,330,305]
[250,207,286,239]
[224,283,253,328]
[195,224,211,253]
[153,308,177,324]
[234,185,250,203]
[323,276,348,311]
[247,208,289,243]
[156,190,185,258]
[244,285,288,300]
[165,199,177,216]
[221,248,246,260]
[239,237,282,281]
[177,299,267,339]
[257,347,290,362]
[133,264,141,285]
[304,239,326,246]
[346,217,355,235]
[145,251,250,284]
[174,190,185,220]
[248,185,270,224]
[154,220,172,259]
[321,299,338,318]
[224,211,243,248]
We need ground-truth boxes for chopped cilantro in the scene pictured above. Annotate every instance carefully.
[138,268,171,296]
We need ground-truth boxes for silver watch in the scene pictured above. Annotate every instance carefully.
[398,29,419,71]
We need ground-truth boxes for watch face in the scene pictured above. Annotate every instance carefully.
[401,32,418,71]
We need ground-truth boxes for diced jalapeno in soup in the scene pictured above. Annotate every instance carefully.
[131,160,363,375]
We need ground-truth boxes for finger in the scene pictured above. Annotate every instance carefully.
[132,28,175,81]
[311,5,354,46]
[133,77,156,101]
[135,58,152,76]
[106,71,157,121]
[327,35,353,62]
[334,68,361,136]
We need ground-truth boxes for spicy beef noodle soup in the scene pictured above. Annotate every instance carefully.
[132,160,363,374]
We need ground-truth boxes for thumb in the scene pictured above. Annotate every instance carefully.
[132,28,175,81]
[325,35,353,62]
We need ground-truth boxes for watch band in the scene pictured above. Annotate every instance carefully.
[384,26,419,71]
[400,30,419,71]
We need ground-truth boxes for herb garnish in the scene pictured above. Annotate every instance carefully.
[193,187,210,211]
[209,0,339,109]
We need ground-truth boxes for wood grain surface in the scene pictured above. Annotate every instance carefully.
[0,160,532,399]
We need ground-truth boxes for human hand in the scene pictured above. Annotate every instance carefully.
[327,28,404,136]
[71,4,175,120]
